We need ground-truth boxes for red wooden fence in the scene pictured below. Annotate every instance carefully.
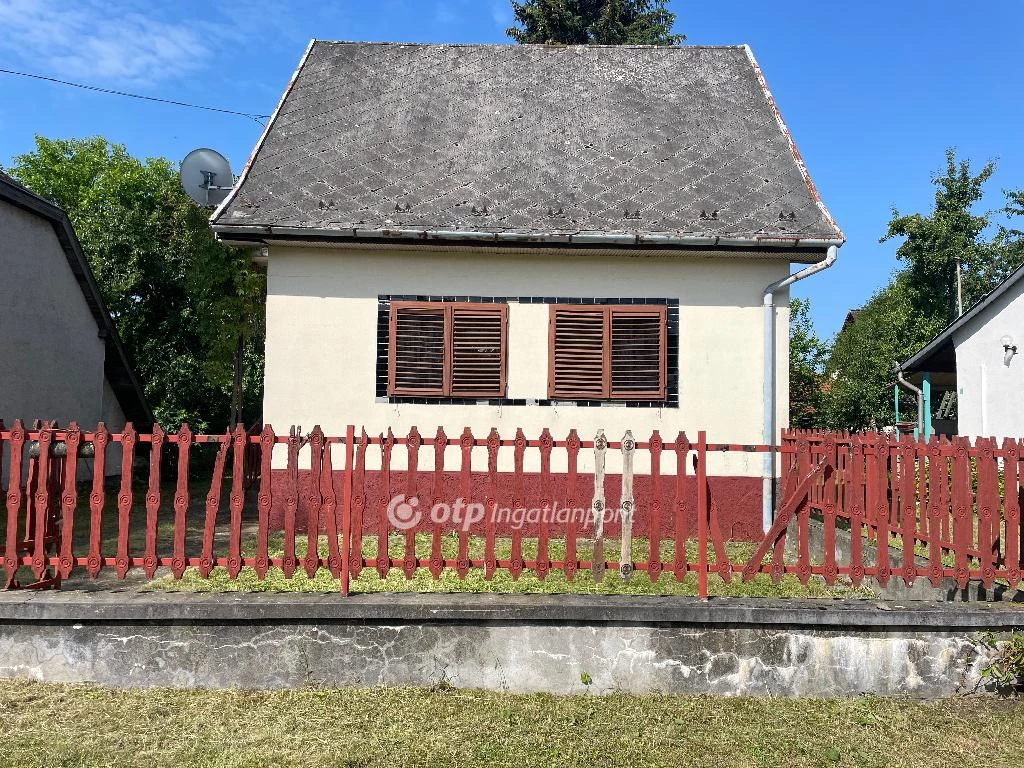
[1,419,1021,596]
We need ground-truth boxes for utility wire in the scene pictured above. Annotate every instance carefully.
[0,67,269,126]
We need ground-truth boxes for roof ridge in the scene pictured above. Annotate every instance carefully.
[309,40,745,50]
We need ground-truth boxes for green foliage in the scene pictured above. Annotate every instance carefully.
[506,0,684,45]
[3,136,264,431]
[882,149,1011,325]
[788,298,830,428]
[821,276,943,429]
[822,149,1023,430]
[980,630,1024,693]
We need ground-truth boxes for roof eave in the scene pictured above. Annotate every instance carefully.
[212,223,844,253]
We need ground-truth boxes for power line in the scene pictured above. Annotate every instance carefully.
[0,67,269,126]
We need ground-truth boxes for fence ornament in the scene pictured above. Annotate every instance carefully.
[619,430,635,581]
[591,429,607,582]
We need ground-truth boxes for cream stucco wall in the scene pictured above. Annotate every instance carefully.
[263,246,791,475]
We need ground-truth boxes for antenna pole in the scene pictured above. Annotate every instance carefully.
[955,256,964,317]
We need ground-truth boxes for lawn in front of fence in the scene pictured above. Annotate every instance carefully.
[140,532,874,597]
[1,680,1020,768]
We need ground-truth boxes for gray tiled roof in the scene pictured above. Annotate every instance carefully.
[212,42,842,245]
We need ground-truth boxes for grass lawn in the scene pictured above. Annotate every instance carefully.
[0,680,1020,768]
[144,532,874,598]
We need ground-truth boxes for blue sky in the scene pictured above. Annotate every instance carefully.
[1,0,1022,340]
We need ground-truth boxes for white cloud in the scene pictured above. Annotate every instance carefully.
[0,0,211,85]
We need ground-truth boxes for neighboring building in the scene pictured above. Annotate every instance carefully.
[210,42,843,536]
[0,171,150,473]
[901,263,1024,440]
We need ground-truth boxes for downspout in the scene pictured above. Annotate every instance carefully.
[762,244,839,532]
[895,366,924,436]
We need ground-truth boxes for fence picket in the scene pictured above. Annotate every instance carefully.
[696,431,708,598]
[322,435,342,579]
[201,430,230,579]
[254,426,273,580]
[114,423,135,580]
[952,437,972,588]
[872,433,892,587]
[227,424,245,580]
[591,429,607,583]
[977,438,998,588]
[673,432,689,581]
[302,426,324,579]
[926,436,942,586]
[1003,438,1021,589]
[457,428,473,580]
[350,429,367,580]
[173,425,193,580]
[340,424,354,596]
[619,430,635,582]
[565,429,580,582]
[87,423,107,578]
[538,428,553,581]
[403,427,420,580]
[899,435,917,586]
[821,433,838,585]
[376,429,394,580]
[58,422,81,579]
[648,430,663,582]
[430,427,446,579]
[4,420,25,585]
[143,423,164,579]
[848,434,865,586]
[485,428,499,580]
[510,428,526,580]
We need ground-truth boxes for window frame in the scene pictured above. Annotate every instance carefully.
[387,300,509,398]
[547,304,668,401]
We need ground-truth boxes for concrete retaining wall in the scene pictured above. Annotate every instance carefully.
[0,593,1019,697]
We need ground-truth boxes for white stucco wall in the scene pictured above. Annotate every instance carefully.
[953,278,1024,441]
[0,199,127,476]
[263,246,791,475]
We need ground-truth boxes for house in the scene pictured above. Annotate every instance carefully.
[210,42,843,537]
[900,262,1024,440]
[0,171,150,474]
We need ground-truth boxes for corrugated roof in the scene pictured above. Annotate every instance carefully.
[212,42,842,250]
[0,171,152,426]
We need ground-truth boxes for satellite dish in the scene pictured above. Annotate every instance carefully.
[180,148,234,206]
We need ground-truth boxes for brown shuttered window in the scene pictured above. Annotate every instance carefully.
[388,302,508,397]
[549,305,667,400]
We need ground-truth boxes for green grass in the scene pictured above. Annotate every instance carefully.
[0,680,1020,767]
[145,532,874,598]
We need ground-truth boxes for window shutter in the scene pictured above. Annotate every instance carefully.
[550,308,607,398]
[549,304,667,400]
[610,309,665,397]
[390,305,446,395]
[450,305,507,397]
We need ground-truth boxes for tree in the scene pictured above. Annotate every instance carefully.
[821,150,1023,430]
[820,276,941,430]
[4,136,264,431]
[507,0,684,45]
[882,149,1010,324]
[788,298,829,429]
